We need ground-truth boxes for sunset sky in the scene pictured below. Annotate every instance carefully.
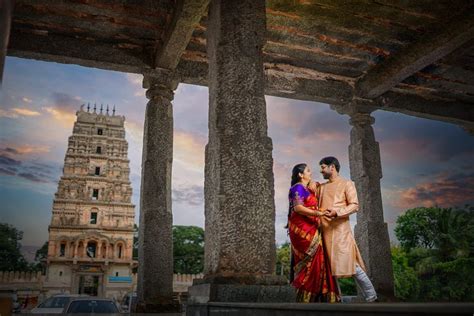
[1,56,473,248]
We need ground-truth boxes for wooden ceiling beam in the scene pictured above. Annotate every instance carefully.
[154,0,209,70]
[356,9,474,99]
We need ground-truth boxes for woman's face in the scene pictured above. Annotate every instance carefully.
[299,166,312,183]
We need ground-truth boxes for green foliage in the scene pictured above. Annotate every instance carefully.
[0,223,29,271]
[391,246,420,300]
[394,206,474,302]
[35,242,48,262]
[173,226,204,274]
[275,243,291,280]
[32,241,49,273]
[395,207,438,250]
[338,277,357,296]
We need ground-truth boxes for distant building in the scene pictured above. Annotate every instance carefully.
[44,105,136,299]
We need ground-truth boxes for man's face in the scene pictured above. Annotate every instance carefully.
[320,164,333,179]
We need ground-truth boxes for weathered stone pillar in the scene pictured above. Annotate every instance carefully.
[333,104,394,300]
[82,241,87,257]
[187,0,293,306]
[0,0,12,84]
[137,73,179,312]
[97,243,101,259]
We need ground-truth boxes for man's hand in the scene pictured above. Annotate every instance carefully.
[325,209,338,218]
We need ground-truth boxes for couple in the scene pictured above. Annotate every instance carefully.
[287,156,377,303]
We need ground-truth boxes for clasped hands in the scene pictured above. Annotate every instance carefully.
[307,180,337,219]
[320,208,338,219]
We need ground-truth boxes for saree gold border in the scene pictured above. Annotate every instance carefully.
[294,230,321,275]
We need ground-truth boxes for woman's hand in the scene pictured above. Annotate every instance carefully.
[313,210,325,217]
[307,181,320,193]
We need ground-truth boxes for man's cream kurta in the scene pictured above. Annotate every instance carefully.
[319,176,366,277]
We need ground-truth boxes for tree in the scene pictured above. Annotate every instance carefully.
[395,207,438,250]
[0,223,29,271]
[172,226,204,274]
[391,246,420,301]
[35,242,48,262]
[275,243,290,279]
[394,206,474,302]
[32,241,49,273]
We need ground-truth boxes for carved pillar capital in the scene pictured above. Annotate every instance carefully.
[143,73,177,101]
[349,111,376,127]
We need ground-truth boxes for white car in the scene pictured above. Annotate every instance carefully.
[63,298,120,314]
[30,294,89,314]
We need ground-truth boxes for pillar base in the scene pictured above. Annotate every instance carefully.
[187,275,295,304]
[136,296,181,313]
[355,221,394,300]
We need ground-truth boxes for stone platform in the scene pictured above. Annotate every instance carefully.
[186,302,474,316]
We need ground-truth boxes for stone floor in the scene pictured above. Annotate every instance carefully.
[185,302,474,316]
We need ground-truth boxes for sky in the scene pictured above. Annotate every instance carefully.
[1,56,473,248]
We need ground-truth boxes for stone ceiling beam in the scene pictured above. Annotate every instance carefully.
[356,9,474,99]
[374,91,474,125]
[154,0,209,70]
[8,31,473,126]
[8,30,152,73]
[176,58,474,125]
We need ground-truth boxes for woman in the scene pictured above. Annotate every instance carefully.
[287,163,340,303]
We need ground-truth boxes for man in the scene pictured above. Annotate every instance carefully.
[318,156,377,302]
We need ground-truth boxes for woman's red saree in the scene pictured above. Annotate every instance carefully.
[288,183,340,303]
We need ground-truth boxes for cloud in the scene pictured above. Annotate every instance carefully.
[374,111,474,164]
[174,130,206,169]
[0,108,18,118]
[0,107,41,118]
[0,167,16,176]
[389,172,474,210]
[12,108,41,116]
[172,183,204,206]
[267,96,349,142]
[3,147,19,154]
[22,97,33,103]
[17,172,50,183]
[0,154,22,166]
[125,73,145,97]
[42,107,76,126]
[0,145,50,156]
[0,148,59,184]
[42,92,82,126]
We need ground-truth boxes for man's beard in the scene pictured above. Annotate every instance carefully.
[322,172,330,179]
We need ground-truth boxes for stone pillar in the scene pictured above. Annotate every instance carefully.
[137,73,179,312]
[83,240,88,257]
[0,0,12,84]
[334,105,395,300]
[188,0,293,306]
[97,242,102,259]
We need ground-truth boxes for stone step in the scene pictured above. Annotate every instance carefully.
[186,302,474,316]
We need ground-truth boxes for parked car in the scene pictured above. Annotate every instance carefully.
[120,292,137,313]
[30,294,89,314]
[63,298,120,314]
